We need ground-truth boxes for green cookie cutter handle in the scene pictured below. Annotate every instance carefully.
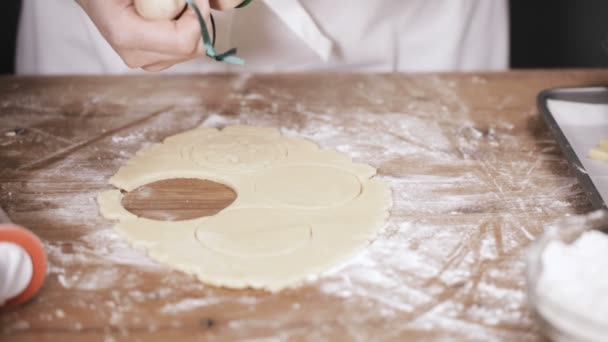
[185,0,253,65]
[237,0,255,8]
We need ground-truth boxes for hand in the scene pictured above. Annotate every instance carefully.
[76,0,211,72]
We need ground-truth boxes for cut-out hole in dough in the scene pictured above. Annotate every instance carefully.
[121,178,236,221]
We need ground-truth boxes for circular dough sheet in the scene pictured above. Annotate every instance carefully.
[98,125,392,291]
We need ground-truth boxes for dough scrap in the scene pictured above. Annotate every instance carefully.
[589,139,608,161]
[98,126,392,291]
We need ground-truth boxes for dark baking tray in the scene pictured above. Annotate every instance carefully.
[538,86,608,210]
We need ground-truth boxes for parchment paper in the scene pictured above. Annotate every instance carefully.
[548,100,608,205]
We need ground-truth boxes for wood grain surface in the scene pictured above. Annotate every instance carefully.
[122,179,236,221]
[0,71,606,341]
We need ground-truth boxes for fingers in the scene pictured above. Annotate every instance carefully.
[178,0,214,45]
[80,0,213,71]
[141,58,190,72]
[111,14,197,56]
[119,1,212,70]
[112,1,210,55]
[118,49,193,69]
[138,40,205,71]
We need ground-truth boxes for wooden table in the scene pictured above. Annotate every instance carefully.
[0,71,604,341]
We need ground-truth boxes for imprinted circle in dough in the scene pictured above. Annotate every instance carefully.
[186,134,287,172]
[195,208,312,258]
[254,165,362,208]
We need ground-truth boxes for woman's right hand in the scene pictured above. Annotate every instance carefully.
[76,0,212,71]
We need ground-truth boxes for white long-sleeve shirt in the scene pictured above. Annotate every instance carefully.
[16,0,509,74]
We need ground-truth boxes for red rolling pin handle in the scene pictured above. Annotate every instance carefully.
[0,208,47,307]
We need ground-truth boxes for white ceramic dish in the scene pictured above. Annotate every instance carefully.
[526,211,608,342]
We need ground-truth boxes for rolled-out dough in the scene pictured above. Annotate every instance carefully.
[98,126,392,291]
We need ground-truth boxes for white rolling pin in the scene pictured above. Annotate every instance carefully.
[0,207,47,307]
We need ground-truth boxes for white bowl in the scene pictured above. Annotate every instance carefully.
[526,210,608,342]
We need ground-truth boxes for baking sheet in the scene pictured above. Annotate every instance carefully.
[540,87,608,209]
